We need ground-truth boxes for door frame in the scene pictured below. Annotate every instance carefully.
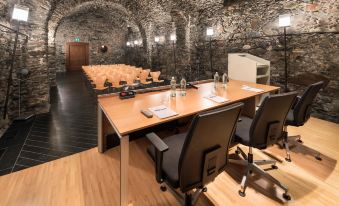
[66,42,89,71]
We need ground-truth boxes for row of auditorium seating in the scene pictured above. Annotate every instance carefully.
[82,64,165,92]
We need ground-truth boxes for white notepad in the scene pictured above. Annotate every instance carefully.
[149,105,178,119]
[241,85,264,93]
[204,95,229,103]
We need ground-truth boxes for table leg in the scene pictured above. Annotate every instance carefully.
[242,97,256,118]
[120,135,129,206]
[98,106,106,153]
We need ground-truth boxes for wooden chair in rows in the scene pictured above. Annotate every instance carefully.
[150,71,164,85]
[140,69,152,85]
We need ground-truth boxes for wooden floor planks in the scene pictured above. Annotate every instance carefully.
[0,117,338,206]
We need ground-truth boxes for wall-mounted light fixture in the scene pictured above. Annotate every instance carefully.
[206,27,214,36]
[126,41,131,47]
[3,4,30,120]
[279,14,291,92]
[134,40,139,46]
[279,14,291,27]
[154,36,160,43]
[170,33,177,42]
[170,33,177,76]
[12,4,29,22]
[207,27,214,77]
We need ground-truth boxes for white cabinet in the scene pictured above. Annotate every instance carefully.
[228,53,270,85]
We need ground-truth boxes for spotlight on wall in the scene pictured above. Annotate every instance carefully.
[154,36,160,43]
[279,14,291,92]
[206,27,214,36]
[279,14,291,27]
[12,4,29,22]
[170,33,177,42]
[134,40,139,45]
[126,41,131,47]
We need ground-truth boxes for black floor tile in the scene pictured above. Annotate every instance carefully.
[0,168,12,176]
[20,151,59,163]
[22,145,71,158]
[12,164,29,172]
[16,157,45,167]
[0,71,98,176]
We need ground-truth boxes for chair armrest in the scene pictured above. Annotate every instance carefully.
[146,133,169,152]
[146,133,169,183]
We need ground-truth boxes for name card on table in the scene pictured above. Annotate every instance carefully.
[204,95,229,103]
[242,85,265,93]
[149,105,178,119]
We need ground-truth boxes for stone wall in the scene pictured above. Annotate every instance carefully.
[0,0,51,133]
[0,0,337,127]
[190,0,339,123]
[55,9,129,71]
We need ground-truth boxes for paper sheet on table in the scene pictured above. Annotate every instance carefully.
[242,85,265,93]
[204,95,229,103]
[148,105,178,119]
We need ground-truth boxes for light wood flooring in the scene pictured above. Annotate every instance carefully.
[0,117,338,206]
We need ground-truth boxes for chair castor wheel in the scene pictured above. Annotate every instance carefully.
[315,156,322,161]
[249,170,253,174]
[235,150,240,155]
[271,165,278,169]
[283,193,291,201]
[160,185,167,192]
[285,158,291,162]
[297,139,303,143]
[238,190,246,197]
[202,187,207,192]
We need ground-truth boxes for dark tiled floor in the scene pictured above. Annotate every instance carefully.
[0,71,97,176]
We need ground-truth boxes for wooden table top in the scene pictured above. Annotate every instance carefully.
[98,80,280,136]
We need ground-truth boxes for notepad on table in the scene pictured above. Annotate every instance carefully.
[204,95,229,103]
[148,105,178,119]
[241,85,264,93]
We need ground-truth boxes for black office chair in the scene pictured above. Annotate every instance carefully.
[231,92,297,200]
[146,103,244,206]
[283,81,324,161]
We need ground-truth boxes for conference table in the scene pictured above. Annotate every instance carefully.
[97,79,279,206]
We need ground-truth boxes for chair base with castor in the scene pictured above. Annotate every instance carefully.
[283,126,322,162]
[283,81,324,162]
[230,146,291,201]
[159,182,207,206]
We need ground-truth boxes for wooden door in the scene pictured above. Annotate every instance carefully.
[66,42,89,71]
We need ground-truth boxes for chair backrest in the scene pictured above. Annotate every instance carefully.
[293,81,324,125]
[178,103,243,192]
[250,92,298,149]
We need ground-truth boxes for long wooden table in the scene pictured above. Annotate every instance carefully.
[97,80,279,206]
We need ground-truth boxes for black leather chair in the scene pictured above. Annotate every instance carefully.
[146,103,244,206]
[231,92,297,200]
[283,81,324,161]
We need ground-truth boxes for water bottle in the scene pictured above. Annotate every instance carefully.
[222,73,228,88]
[214,72,220,88]
[180,77,187,96]
[170,77,176,97]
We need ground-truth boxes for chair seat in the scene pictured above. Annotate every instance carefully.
[147,133,187,188]
[234,116,253,146]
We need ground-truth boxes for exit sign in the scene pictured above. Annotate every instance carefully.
[74,37,80,42]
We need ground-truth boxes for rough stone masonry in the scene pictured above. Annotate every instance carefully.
[0,0,338,135]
